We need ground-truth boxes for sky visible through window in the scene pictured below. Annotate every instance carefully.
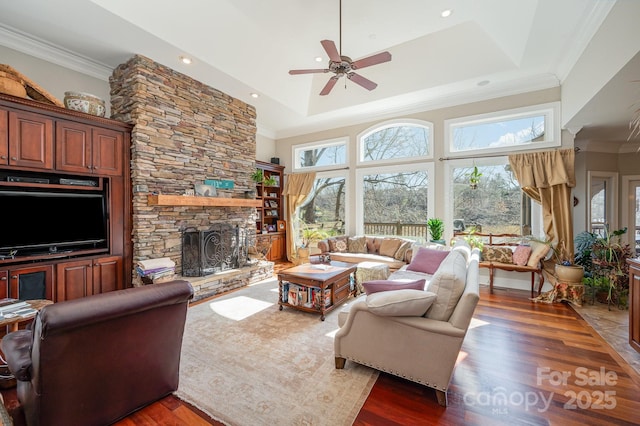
[453,115,545,151]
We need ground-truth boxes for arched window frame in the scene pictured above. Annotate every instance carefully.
[357,119,433,166]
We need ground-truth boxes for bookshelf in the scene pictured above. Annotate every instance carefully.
[255,160,286,260]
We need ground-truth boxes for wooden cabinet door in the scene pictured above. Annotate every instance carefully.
[0,109,8,166]
[0,270,8,299]
[56,259,92,301]
[56,121,92,174]
[91,128,123,176]
[8,111,53,170]
[270,234,285,261]
[8,264,54,301]
[92,256,122,294]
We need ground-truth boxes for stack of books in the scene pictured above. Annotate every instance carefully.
[136,257,176,283]
[0,298,37,318]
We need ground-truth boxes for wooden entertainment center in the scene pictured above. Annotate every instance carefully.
[0,93,132,303]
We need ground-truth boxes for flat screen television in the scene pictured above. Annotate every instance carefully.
[0,189,108,255]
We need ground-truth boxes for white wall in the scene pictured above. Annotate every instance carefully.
[1,45,111,114]
[255,133,276,164]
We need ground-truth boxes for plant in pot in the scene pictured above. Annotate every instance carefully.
[588,227,633,308]
[251,168,264,184]
[427,218,445,244]
[468,166,482,189]
[296,221,328,262]
[263,176,278,187]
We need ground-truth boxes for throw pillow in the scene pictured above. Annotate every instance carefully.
[362,278,426,295]
[366,290,437,317]
[481,246,513,264]
[366,237,383,254]
[394,240,412,261]
[410,242,447,261]
[512,245,532,266]
[379,238,402,257]
[425,250,467,321]
[527,240,551,267]
[328,236,348,253]
[347,236,367,253]
[406,247,450,275]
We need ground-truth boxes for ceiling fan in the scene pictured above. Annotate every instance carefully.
[288,0,392,96]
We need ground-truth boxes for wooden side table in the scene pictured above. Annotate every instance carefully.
[0,299,53,389]
[0,299,53,333]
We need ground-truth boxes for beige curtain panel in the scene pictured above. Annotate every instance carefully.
[509,149,576,259]
[283,172,316,261]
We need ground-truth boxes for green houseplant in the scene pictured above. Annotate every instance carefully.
[468,166,482,189]
[588,227,633,307]
[427,218,445,244]
[250,168,264,184]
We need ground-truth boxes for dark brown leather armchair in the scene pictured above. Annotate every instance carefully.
[1,280,194,426]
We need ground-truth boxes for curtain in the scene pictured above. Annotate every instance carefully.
[283,172,316,261]
[508,149,575,259]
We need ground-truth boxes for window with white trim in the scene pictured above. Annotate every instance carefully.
[293,138,347,171]
[358,119,433,164]
[444,102,560,157]
[356,163,434,239]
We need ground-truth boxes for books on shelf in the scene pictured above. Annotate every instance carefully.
[282,284,331,309]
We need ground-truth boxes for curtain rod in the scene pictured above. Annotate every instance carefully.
[438,146,580,162]
[285,166,350,175]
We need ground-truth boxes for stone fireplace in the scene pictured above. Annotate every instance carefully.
[109,54,272,300]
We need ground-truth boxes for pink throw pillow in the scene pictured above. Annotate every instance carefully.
[512,245,532,266]
[362,279,426,295]
[406,247,450,274]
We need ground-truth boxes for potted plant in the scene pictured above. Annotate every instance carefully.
[427,218,445,244]
[588,227,633,307]
[296,221,328,262]
[468,166,482,189]
[251,168,264,184]
[263,175,277,187]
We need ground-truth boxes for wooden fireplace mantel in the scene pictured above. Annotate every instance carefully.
[147,194,261,208]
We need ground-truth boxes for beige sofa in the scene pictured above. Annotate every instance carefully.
[334,242,480,406]
[317,235,415,271]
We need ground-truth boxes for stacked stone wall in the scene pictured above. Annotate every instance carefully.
[110,54,269,293]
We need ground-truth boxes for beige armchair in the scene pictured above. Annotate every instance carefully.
[334,246,480,406]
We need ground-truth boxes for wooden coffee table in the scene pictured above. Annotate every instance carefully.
[278,261,357,320]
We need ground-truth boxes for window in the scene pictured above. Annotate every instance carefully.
[358,119,432,164]
[356,164,433,238]
[293,138,347,171]
[444,102,560,157]
[446,159,527,235]
[297,171,347,242]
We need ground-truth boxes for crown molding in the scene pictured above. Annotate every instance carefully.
[0,24,112,81]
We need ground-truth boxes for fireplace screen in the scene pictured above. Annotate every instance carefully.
[182,224,249,277]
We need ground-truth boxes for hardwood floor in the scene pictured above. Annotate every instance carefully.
[3,269,640,425]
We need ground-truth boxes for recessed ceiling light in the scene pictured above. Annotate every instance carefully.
[441,9,452,18]
[179,56,192,65]
[477,80,490,86]
[315,56,323,62]
[250,93,259,98]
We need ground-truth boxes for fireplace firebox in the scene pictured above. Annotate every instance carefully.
[181,224,249,277]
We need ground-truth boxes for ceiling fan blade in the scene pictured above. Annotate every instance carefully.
[320,76,340,96]
[320,40,342,63]
[347,72,378,91]
[351,51,392,70]
[289,69,329,75]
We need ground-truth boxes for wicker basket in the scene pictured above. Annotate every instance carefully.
[0,71,27,98]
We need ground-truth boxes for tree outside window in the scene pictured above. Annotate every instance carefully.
[451,163,525,235]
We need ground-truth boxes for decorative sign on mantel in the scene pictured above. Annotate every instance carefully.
[205,179,234,189]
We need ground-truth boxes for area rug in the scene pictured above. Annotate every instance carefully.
[175,278,378,426]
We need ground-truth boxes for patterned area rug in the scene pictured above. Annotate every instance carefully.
[176,278,378,426]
